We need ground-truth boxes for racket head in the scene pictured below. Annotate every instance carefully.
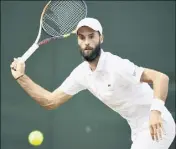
[40,0,87,38]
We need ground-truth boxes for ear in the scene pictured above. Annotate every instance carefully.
[100,34,104,44]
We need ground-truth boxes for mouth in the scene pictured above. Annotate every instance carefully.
[85,47,93,51]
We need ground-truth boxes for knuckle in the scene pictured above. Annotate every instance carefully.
[159,121,162,125]
[150,130,153,133]
[154,124,158,127]
[150,131,154,135]
[151,124,156,127]
[149,124,152,127]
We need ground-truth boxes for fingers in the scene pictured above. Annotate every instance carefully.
[10,60,17,71]
[10,57,25,71]
[149,125,155,140]
[150,122,165,142]
[157,123,162,140]
[154,124,159,141]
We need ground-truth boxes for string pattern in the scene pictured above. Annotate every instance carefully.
[42,0,87,37]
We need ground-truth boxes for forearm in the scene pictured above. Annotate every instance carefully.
[153,73,169,102]
[17,74,53,107]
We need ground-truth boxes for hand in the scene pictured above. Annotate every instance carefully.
[149,110,165,142]
[10,57,25,79]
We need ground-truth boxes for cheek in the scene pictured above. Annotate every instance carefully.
[78,38,83,44]
[92,41,99,47]
[78,40,85,49]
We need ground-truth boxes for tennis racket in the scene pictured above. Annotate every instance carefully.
[20,0,87,62]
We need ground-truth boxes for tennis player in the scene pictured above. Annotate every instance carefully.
[11,18,175,149]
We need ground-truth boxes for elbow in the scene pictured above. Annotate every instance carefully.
[155,73,169,85]
[42,97,61,110]
[43,105,55,110]
[43,103,60,110]
[44,102,61,110]
[162,73,169,83]
[153,73,169,84]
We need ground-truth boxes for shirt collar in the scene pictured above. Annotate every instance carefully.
[96,49,106,72]
[85,49,106,74]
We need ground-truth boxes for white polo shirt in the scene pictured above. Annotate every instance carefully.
[59,49,154,139]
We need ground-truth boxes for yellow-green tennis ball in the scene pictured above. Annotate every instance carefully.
[28,130,44,146]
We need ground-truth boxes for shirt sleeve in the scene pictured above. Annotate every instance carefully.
[121,59,145,83]
[111,54,145,84]
[59,69,86,96]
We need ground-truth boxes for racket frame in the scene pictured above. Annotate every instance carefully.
[20,0,87,62]
[21,1,52,62]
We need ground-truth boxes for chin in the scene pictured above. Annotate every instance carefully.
[84,50,92,55]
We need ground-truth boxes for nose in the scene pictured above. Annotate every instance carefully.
[85,38,90,46]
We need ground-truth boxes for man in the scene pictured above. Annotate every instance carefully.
[11,18,175,149]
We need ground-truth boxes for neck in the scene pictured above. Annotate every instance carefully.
[88,56,100,71]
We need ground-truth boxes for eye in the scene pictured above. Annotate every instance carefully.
[89,34,94,39]
[78,35,85,40]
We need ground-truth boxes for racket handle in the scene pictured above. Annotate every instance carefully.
[21,43,39,62]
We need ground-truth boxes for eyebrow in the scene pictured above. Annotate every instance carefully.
[77,32,95,36]
[88,33,94,36]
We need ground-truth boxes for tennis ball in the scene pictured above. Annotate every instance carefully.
[28,130,44,146]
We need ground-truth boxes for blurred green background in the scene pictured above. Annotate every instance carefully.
[1,1,175,149]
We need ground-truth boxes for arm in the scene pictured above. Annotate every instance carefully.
[140,68,169,141]
[140,68,169,102]
[10,58,72,110]
[117,58,169,101]
[17,75,72,110]
[117,58,169,140]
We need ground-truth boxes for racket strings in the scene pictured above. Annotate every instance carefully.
[42,0,87,37]
[56,3,83,32]
[44,13,60,34]
[51,1,85,33]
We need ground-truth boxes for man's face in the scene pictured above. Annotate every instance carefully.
[77,26,103,62]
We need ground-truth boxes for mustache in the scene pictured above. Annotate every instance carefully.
[84,46,93,50]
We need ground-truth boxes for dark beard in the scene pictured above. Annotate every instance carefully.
[80,43,101,62]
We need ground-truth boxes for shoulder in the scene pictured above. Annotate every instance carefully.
[71,61,87,74]
[68,61,88,82]
[104,51,131,66]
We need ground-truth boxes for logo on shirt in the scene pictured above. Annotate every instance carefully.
[132,67,137,76]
